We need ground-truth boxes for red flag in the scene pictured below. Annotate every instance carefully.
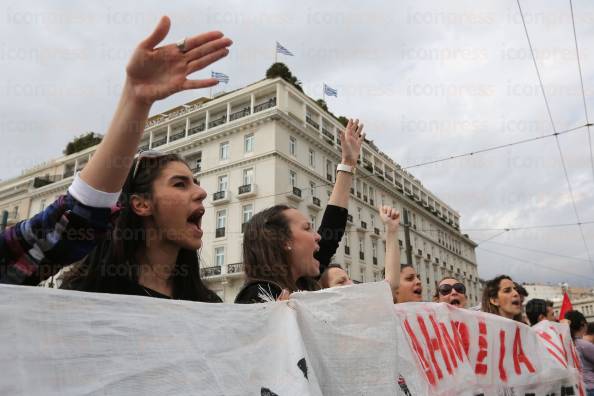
[559,292,573,321]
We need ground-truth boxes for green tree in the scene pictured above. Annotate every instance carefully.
[63,132,103,155]
[337,116,348,127]
[266,62,303,92]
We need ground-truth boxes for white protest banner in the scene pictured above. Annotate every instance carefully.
[393,302,585,396]
[0,282,399,396]
[0,282,585,395]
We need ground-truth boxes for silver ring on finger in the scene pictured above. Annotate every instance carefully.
[176,38,188,53]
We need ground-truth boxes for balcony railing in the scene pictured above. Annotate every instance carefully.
[33,175,62,188]
[190,163,202,173]
[292,186,302,197]
[385,173,394,182]
[359,252,365,260]
[188,123,205,135]
[363,195,368,202]
[344,246,350,255]
[170,131,185,142]
[374,227,380,235]
[360,221,367,229]
[230,107,250,121]
[254,97,276,113]
[312,196,321,207]
[63,169,75,178]
[238,184,252,194]
[306,115,319,130]
[200,266,221,278]
[138,144,150,152]
[209,115,227,128]
[152,137,167,147]
[215,227,226,238]
[356,191,361,199]
[227,262,244,274]
[370,198,375,206]
[213,191,227,201]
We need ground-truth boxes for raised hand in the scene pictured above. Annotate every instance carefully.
[126,16,233,104]
[379,205,400,233]
[339,119,365,167]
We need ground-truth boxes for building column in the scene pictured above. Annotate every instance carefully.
[166,124,171,144]
[185,117,190,137]
[250,93,255,114]
[205,110,210,131]
[149,131,153,148]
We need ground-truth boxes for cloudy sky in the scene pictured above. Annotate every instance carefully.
[1,0,593,287]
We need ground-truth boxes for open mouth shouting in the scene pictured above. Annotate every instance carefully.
[187,207,204,237]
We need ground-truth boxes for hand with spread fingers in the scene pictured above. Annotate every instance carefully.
[126,16,233,104]
[339,118,365,167]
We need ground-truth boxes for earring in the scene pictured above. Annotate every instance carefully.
[287,246,292,251]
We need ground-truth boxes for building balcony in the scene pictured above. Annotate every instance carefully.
[363,195,368,203]
[169,131,185,142]
[307,196,321,210]
[212,190,230,205]
[230,107,250,121]
[33,175,62,189]
[416,249,422,257]
[359,252,365,261]
[237,183,257,199]
[286,186,303,201]
[356,191,361,199]
[344,246,350,256]
[190,163,202,173]
[151,137,167,148]
[138,143,150,152]
[357,221,367,232]
[200,266,222,278]
[373,227,381,236]
[369,198,375,206]
[188,123,205,135]
[63,169,75,178]
[306,115,320,130]
[395,181,403,191]
[215,227,225,238]
[227,262,244,275]
[347,214,353,224]
[384,173,394,182]
[208,115,227,129]
[373,257,378,265]
[326,174,333,182]
[254,97,276,113]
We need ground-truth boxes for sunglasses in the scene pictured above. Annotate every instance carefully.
[131,150,167,180]
[438,283,466,296]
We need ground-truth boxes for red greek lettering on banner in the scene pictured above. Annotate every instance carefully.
[439,320,467,369]
[537,328,568,367]
[417,315,444,380]
[404,318,436,386]
[512,326,535,375]
[475,321,488,375]
[429,315,453,375]
[498,330,508,382]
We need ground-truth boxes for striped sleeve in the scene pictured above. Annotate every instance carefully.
[1,193,113,285]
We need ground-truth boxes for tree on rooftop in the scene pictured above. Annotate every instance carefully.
[63,132,103,155]
[266,62,303,92]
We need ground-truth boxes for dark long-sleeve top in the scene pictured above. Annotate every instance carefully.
[235,204,348,304]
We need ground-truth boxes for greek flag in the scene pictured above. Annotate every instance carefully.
[211,71,229,84]
[324,84,338,98]
[276,42,294,56]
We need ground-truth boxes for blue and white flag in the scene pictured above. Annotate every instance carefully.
[324,84,338,98]
[276,42,294,56]
[211,71,229,84]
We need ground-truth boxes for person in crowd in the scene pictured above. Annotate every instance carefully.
[1,16,233,302]
[525,298,556,326]
[432,277,467,308]
[565,310,588,341]
[576,322,594,396]
[234,119,364,303]
[320,264,353,288]
[395,265,423,303]
[480,275,524,322]
[319,205,401,301]
[514,282,530,324]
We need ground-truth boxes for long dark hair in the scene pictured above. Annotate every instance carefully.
[243,205,320,292]
[62,153,220,302]
[481,275,522,322]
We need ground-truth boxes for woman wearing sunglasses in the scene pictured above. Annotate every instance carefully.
[433,277,467,308]
[1,17,233,303]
